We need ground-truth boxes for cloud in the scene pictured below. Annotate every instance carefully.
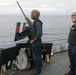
[0,0,76,15]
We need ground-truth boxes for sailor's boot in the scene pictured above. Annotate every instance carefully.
[65,70,75,75]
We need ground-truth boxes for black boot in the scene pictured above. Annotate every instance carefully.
[30,70,41,75]
[65,70,75,75]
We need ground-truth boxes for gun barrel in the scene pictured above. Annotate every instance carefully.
[16,1,26,18]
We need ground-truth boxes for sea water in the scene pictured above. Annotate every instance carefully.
[0,15,72,52]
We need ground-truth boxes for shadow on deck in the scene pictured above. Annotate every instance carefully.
[16,51,70,75]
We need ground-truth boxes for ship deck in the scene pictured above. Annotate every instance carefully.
[16,51,69,75]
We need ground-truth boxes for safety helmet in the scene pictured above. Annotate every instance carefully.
[31,9,40,18]
[71,12,76,16]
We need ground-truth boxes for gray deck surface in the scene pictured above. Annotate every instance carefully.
[16,51,70,75]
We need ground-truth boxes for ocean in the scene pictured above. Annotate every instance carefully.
[0,15,72,53]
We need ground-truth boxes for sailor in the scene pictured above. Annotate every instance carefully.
[26,9,43,75]
[65,12,76,75]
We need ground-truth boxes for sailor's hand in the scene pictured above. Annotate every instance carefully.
[25,17,29,21]
[30,40,34,44]
[30,38,37,44]
[25,17,32,25]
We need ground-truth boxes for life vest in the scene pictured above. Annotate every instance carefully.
[29,19,43,40]
[68,25,76,44]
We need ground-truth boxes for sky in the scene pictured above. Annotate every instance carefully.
[0,0,76,15]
